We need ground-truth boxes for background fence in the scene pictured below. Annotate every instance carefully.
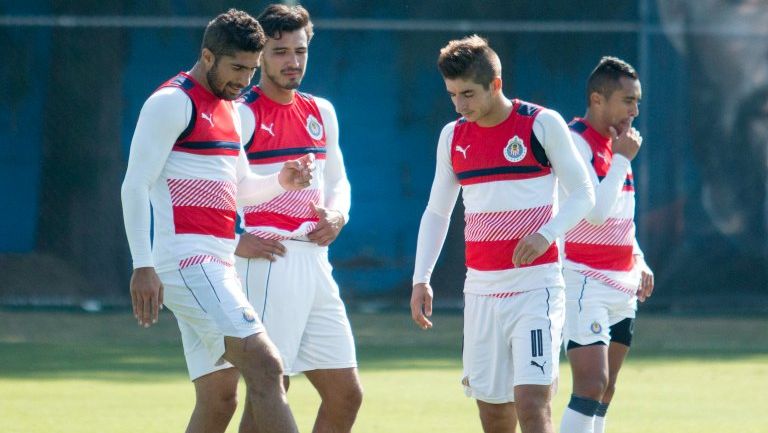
[1,0,766,310]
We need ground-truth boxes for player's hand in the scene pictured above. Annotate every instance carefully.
[307,203,345,246]
[130,267,164,328]
[610,125,642,161]
[235,232,285,261]
[279,153,315,191]
[637,261,655,302]
[512,233,551,267]
[410,283,434,330]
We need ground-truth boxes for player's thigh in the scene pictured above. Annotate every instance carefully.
[162,265,263,376]
[292,256,356,374]
[506,288,563,388]
[463,294,516,404]
[563,271,612,347]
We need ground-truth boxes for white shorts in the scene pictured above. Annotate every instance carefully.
[562,268,637,347]
[235,239,357,375]
[462,287,565,404]
[159,263,264,381]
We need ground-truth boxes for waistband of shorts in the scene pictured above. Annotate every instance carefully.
[283,237,328,252]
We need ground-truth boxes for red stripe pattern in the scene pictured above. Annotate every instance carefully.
[243,189,321,219]
[167,179,237,239]
[578,270,636,296]
[464,205,558,271]
[565,218,634,246]
[179,255,233,269]
[167,179,237,210]
[484,291,524,299]
[465,205,553,242]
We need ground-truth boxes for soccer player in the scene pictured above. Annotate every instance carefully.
[558,57,654,433]
[189,4,362,433]
[121,9,313,433]
[410,35,595,433]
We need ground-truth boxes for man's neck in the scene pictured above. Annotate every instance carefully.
[258,77,295,104]
[476,95,513,127]
[188,62,214,95]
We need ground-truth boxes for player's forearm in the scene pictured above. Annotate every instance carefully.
[236,171,285,206]
[121,181,154,269]
[586,155,630,225]
[413,209,451,285]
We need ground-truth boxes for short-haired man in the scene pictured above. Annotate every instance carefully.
[559,56,654,433]
[411,35,595,433]
[185,4,362,433]
[121,9,313,433]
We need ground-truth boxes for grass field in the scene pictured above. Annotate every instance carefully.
[1,309,767,433]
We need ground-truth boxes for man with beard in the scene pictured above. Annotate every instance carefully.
[121,9,314,433]
[186,4,362,433]
[558,57,654,433]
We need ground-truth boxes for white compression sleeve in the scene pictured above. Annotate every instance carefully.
[121,87,191,269]
[534,109,596,243]
[316,97,352,222]
[413,123,461,285]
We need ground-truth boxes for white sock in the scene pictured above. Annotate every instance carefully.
[593,415,606,433]
[560,407,595,433]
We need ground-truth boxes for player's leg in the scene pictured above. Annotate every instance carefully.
[593,317,634,433]
[224,333,298,433]
[477,401,518,433]
[463,293,518,432]
[508,288,564,433]
[560,272,612,433]
[291,244,362,432]
[186,368,241,433]
[304,368,363,433]
[161,269,245,433]
[171,263,298,433]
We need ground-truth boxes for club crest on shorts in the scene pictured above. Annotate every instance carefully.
[504,135,527,162]
[306,114,323,140]
[242,308,256,323]
[590,321,602,334]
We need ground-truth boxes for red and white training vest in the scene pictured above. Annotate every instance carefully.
[564,118,638,294]
[238,86,325,240]
[151,72,242,271]
[451,99,563,293]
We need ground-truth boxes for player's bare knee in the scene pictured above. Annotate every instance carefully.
[326,381,363,413]
[237,334,285,384]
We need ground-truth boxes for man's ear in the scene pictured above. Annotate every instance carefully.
[492,76,502,93]
[656,0,688,54]
[201,48,216,69]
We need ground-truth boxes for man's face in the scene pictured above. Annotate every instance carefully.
[205,50,260,100]
[598,77,642,134]
[260,29,309,91]
[444,77,495,124]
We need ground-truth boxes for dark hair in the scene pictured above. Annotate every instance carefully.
[437,35,501,89]
[586,56,639,105]
[257,4,314,42]
[201,9,265,58]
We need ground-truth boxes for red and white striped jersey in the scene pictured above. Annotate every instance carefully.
[236,86,350,240]
[122,73,284,273]
[562,118,641,294]
[413,100,595,295]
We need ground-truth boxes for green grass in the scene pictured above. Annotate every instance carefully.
[1,310,767,432]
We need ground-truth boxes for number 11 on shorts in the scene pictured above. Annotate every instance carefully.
[530,329,543,357]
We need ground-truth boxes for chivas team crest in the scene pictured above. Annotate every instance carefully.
[504,135,527,163]
[306,114,323,140]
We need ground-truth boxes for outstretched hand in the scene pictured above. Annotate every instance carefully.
[279,153,315,191]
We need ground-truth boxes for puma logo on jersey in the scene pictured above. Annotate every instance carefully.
[595,152,609,162]
[201,113,214,127]
[530,360,546,374]
[455,144,471,159]
[260,123,275,137]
